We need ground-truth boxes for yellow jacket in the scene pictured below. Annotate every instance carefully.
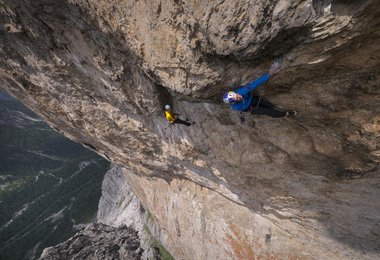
[165,110,176,123]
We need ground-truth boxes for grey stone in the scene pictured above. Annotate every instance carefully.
[1,0,379,259]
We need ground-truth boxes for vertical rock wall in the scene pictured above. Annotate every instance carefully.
[1,0,379,259]
[98,166,379,259]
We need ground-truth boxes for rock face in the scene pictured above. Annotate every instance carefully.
[1,0,380,259]
[97,166,144,229]
[96,166,166,260]
[39,223,141,260]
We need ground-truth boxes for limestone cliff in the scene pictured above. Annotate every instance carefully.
[39,223,142,259]
[1,0,379,259]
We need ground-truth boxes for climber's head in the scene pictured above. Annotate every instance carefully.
[223,91,242,104]
[164,104,171,110]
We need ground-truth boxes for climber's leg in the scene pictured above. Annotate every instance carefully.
[251,106,287,118]
[173,119,192,126]
[258,97,277,109]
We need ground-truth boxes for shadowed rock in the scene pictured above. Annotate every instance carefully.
[1,0,379,259]
[39,223,141,260]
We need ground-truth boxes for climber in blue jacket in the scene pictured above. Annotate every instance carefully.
[223,63,296,118]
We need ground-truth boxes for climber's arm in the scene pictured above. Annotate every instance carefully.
[238,73,270,95]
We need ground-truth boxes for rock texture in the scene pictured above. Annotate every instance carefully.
[1,0,380,259]
[97,166,144,229]
[39,223,141,260]
[96,166,158,260]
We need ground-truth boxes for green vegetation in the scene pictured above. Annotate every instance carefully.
[153,239,175,260]
[0,177,29,196]
[143,213,175,260]
[0,91,110,260]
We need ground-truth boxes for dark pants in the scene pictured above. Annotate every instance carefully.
[173,119,191,126]
[248,96,287,118]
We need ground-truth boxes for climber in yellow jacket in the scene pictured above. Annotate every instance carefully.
[164,104,192,126]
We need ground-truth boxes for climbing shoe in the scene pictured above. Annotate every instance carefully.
[285,111,297,117]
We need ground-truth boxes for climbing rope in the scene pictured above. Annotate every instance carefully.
[250,86,265,112]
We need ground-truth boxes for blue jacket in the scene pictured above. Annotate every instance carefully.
[230,73,270,111]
